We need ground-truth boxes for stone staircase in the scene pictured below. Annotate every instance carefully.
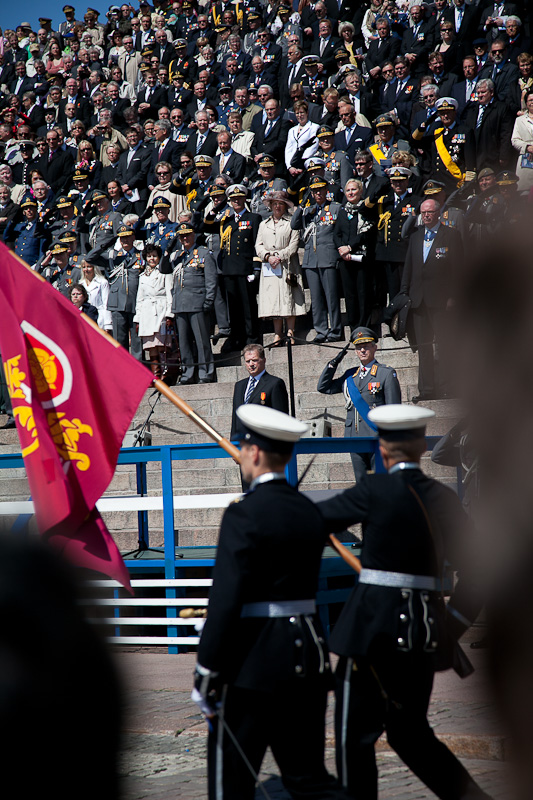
[0,296,461,553]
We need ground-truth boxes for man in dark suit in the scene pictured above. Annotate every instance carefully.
[230,344,289,439]
[20,92,45,132]
[365,18,401,81]
[153,29,175,67]
[477,38,520,105]
[441,0,481,49]
[136,71,168,120]
[213,130,246,183]
[8,62,35,97]
[185,110,219,157]
[279,44,306,108]
[334,101,373,166]
[401,4,435,75]
[251,98,294,173]
[219,184,262,352]
[317,404,488,800]
[116,127,152,214]
[37,128,75,196]
[452,56,480,116]
[354,149,389,199]
[58,77,91,127]
[400,196,463,400]
[252,29,283,76]
[310,19,341,76]
[0,53,15,88]
[104,82,130,131]
[148,119,182,187]
[463,78,515,173]
[248,56,278,96]
[479,1,519,41]
[381,58,418,132]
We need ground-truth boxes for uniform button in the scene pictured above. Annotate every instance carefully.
[422,592,429,601]
[295,639,303,647]
[431,641,438,649]
[428,617,434,624]
[289,616,296,624]
[400,613,407,621]
[401,591,409,599]
[295,665,303,674]
[398,637,405,646]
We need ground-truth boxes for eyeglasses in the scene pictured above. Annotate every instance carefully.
[157,170,171,175]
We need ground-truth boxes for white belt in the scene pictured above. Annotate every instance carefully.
[241,599,316,618]
[359,568,441,592]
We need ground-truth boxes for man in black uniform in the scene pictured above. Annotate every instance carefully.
[318,327,401,481]
[318,404,490,800]
[193,404,349,800]
[218,183,261,351]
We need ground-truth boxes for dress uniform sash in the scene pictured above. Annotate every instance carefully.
[433,128,465,186]
[345,376,378,431]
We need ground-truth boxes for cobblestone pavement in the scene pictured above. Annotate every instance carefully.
[115,630,512,800]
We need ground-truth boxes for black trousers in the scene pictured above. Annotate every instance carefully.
[112,310,142,360]
[208,680,348,800]
[338,259,372,331]
[223,274,259,346]
[335,653,489,800]
[411,302,450,398]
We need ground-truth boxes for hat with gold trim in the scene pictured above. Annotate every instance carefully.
[305,156,326,171]
[56,195,74,207]
[50,242,69,255]
[351,326,378,345]
[422,179,445,195]
[72,168,89,181]
[59,231,78,243]
[258,155,276,168]
[496,170,519,185]
[317,124,334,138]
[227,183,248,198]
[153,196,172,209]
[177,221,194,234]
[387,166,411,180]
[435,96,458,112]
[376,113,395,127]
[91,189,108,202]
[309,175,327,189]
[208,184,226,197]
[117,224,134,237]
[194,154,214,167]
[21,197,37,208]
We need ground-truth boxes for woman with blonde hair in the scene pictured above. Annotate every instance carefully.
[255,190,306,345]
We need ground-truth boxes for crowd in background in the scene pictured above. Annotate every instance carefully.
[0,0,531,387]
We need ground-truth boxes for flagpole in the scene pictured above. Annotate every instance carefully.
[153,378,241,463]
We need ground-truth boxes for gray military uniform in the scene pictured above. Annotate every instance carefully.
[317,358,402,480]
[202,202,232,334]
[323,150,354,189]
[89,211,123,257]
[249,177,288,218]
[291,201,342,338]
[169,245,217,382]
[106,246,144,360]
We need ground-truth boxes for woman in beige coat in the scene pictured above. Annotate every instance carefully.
[255,190,306,345]
[511,89,533,192]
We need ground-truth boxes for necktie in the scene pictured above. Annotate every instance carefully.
[220,153,225,171]
[345,126,352,145]
[244,376,257,403]
[320,39,326,56]
[197,134,204,153]
[476,105,485,128]
[456,7,463,31]
[265,121,272,136]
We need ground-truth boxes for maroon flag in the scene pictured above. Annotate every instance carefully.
[0,243,154,590]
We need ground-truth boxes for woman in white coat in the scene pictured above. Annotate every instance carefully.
[511,89,533,192]
[133,244,174,377]
[285,100,319,178]
[80,259,113,331]
[255,190,306,345]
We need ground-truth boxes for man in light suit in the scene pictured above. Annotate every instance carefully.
[118,37,142,86]
[400,197,463,401]
[230,344,289,440]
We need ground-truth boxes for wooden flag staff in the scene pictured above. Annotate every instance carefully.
[153,379,362,573]
[153,378,241,462]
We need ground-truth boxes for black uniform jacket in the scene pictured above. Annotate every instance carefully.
[197,478,332,691]
[318,469,482,664]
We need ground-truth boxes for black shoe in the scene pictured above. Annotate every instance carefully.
[470,636,489,650]
[326,334,343,342]
[179,377,194,386]
[412,393,434,404]
[0,419,16,430]
[220,338,241,354]
[199,377,215,384]
[211,331,230,345]
[311,333,327,343]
